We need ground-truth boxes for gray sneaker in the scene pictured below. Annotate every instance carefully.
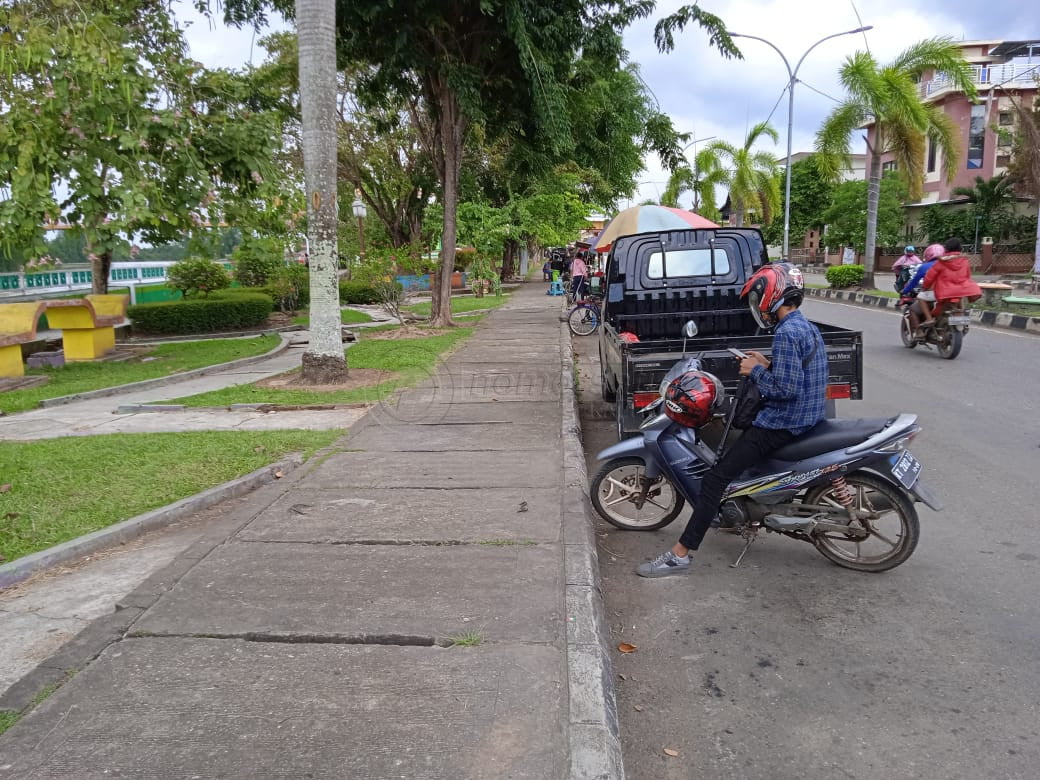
[636,550,691,578]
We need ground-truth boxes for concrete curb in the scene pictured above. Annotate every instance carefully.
[37,333,293,408]
[0,454,305,590]
[560,321,625,779]
[806,287,1040,334]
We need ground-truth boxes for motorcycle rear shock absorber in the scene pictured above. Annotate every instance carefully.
[830,476,856,507]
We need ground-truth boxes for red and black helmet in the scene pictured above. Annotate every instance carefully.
[740,262,804,328]
[663,370,724,428]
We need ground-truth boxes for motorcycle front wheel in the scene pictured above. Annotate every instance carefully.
[590,457,685,530]
[805,472,920,572]
[937,326,963,359]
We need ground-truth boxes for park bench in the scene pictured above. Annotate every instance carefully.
[977,282,1014,307]
[0,294,128,377]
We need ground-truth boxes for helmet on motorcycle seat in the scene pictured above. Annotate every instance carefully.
[905,245,916,254]
[740,262,805,328]
[923,243,944,261]
[663,370,724,428]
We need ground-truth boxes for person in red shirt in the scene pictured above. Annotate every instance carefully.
[920,238,982,329]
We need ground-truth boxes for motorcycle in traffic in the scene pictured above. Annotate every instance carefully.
[898,290,971,359]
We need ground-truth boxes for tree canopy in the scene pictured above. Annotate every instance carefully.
[822,173,908,252]
[0,0,284,291]
[761,155,837,247]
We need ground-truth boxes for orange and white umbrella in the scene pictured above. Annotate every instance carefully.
[593,205,719,253]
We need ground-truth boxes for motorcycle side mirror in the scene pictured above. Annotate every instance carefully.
[682,320,699,338]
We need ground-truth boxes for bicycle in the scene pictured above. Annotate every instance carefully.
[566,296,601,336]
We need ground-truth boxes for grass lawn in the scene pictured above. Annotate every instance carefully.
[167,326,474,407]
[0,429,341,563]
[292,308,374,326]
[404,293,510,317]
[0,335,280,415]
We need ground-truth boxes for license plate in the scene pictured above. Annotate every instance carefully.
[891,451,922,489]
[947,315,970,326]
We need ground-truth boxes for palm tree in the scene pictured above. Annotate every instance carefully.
[952,174,1017,244]
[705,122,781,228]
[296,0,347,382]
[660,148,726,222]
[816,37,976,287]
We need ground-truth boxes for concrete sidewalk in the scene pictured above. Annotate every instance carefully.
[0,284,622,779]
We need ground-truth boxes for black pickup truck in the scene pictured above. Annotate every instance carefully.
[597,228,864,436]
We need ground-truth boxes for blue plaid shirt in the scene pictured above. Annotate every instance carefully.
[749,310,828,434]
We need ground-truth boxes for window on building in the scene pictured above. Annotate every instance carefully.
[967,104,986,169]
[996,154,1011,169]
[882,161,898,173]
[999,111,1014,126]
[926,139,937,173]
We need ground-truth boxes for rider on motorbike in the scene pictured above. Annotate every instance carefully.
[637,263,828,578]
[901,243,945,338]
[921,238,982,321]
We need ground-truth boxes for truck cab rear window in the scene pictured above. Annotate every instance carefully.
[647,248,731,279]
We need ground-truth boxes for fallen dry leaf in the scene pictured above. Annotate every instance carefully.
[0,484,10,494]
[254,446,266,453]
[634,705,643,712]
[617,642,637,654]
[663,748,679,757]
[274,470,284,479]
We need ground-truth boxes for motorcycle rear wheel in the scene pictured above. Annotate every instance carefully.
[805,472,919,572]
[937,327,963,359]
[899,316,917,348]
[590,457,685,531]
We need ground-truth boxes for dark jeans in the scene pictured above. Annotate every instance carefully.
[571,275,586,299]
[678,425,797,550]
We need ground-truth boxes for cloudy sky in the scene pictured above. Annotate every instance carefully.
[176,0,1038,210]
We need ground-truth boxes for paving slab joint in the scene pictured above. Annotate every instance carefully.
[560,320,624,780]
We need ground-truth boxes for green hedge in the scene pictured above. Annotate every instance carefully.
[339,280,380,305]
[826,264,865,289]
[128,293,273,334]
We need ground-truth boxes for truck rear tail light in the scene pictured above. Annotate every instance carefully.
[633,391,659,409]
[826,383,852,400]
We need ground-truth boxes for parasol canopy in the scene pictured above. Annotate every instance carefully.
[593,205,719,253]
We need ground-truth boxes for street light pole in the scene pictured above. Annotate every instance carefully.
[351,190,367,280]
[729,26,872,259]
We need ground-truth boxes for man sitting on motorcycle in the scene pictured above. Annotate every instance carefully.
[900,243,945,338]
[637,264,828,578]
[921,238,982,323]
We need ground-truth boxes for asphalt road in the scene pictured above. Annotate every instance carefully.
[574,299,1040,780]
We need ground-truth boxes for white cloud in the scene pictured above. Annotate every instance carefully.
[173,0,289,70]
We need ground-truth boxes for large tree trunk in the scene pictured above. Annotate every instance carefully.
[431,84,463,328]
[863,150,882,289]
[90,248,111,295]
[296,0,347,382]
[734,206,745,228]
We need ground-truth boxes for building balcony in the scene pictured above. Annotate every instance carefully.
[920,63,1039,99]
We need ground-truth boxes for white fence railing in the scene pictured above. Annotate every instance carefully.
[0,260,234,303]
[921,63,1039,98]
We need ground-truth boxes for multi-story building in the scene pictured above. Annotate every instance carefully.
[866,39,1038,254]
[910,39,1039,202]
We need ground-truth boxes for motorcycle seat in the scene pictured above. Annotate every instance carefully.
[771,417,894,461]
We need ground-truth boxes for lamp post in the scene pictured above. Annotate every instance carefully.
[680,134,717,211]
[729,26,873,259]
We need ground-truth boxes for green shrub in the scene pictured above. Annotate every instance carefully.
[232,237,285,287]
[266,265,310,313]
[129,293,273,334]
[339,280,380,305]
[167,257,231,298]
[826,264,865,289]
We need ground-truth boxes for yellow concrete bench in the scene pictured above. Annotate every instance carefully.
[0,294,129,377]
